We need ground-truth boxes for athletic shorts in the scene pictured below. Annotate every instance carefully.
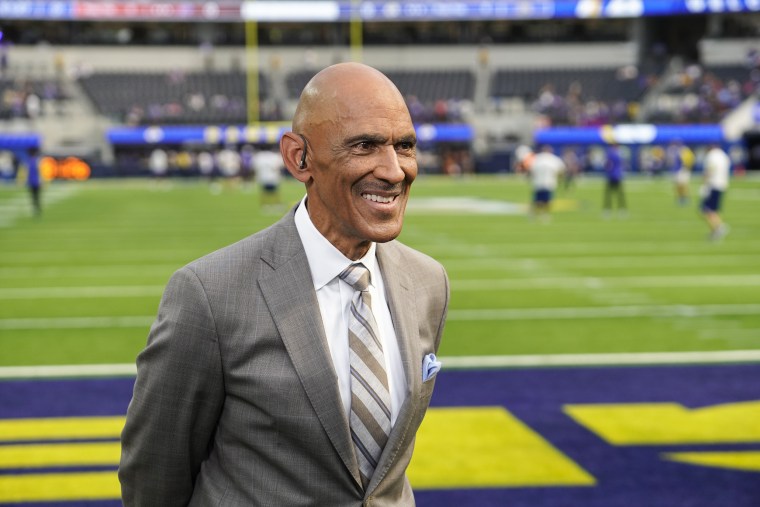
[533,189,553,204]
[701,188,723,212]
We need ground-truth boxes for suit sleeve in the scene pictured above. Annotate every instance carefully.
[119,266,225,506]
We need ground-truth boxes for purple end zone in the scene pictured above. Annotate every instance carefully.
[1,364,759,506]
[417,364,760,507]
[0,378,134,418]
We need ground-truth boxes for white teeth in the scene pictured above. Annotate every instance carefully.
[362,194,394,203]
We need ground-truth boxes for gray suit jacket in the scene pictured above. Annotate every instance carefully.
[119,208,449,506]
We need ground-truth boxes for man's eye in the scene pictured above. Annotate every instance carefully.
[397,142,415,151]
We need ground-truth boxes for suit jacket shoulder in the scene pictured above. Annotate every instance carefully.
[183,209,300,281]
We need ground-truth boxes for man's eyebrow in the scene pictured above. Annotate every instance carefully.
[342,132,417,147]
[344,133,388,146]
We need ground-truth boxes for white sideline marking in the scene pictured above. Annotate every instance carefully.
[442,350,760,368]
[0,363,137,378]
[2,350,760,378]
[448,304,760,320]
[407,197,527,215]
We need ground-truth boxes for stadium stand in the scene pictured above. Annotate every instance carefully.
[1,11,758,173]
[286,68,475,123]
[645,62,759,124]
[78,70,273,124]
[489,66,648,126]
[0,77,66,120]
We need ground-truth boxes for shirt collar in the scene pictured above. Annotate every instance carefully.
[294,195,378,291]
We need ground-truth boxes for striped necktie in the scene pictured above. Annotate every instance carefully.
[339,263,392,489]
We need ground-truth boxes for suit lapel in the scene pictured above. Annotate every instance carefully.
[370,242,422,490]
[258,214,361,486]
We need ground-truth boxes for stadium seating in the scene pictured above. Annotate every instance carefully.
[489,66,648,126]
[0,77,65,120]
[80,68,476,125]
[74,62,755,129]
[646,63,757,123]
[490,67,645,102]
[78,70,270,124]
[287,68,475,123]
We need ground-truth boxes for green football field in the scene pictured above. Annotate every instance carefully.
[1,173,759,371]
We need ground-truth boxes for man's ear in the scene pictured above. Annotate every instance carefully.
[280,132,310,183]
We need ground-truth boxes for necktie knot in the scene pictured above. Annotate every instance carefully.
[339,263,371,293]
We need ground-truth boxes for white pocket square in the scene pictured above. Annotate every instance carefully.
[422,353,442,382]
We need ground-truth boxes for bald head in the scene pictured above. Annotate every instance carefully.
[280,62,418,259]
[292,63,409,136]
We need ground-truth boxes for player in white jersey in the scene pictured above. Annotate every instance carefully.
[253,146,285,209]
[527,145,565,221]
[700,144,731,241]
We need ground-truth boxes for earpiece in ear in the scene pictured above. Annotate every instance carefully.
[297,134,308,170]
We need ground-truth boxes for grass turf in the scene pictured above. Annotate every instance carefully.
[1,174,759,367]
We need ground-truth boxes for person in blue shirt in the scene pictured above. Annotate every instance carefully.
[603,143,627,217]
[26,147,42,216]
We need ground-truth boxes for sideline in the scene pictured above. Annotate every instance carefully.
[3,350,760,379]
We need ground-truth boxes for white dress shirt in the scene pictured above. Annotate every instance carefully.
[294,197,407,426]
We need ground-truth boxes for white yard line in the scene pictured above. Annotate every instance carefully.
[0,316,155,330]
[2,350,760,378]
[2,273,757,299]
[0,286,164,299]
[0,249,193,262]
[420,241,760,257]
[2,303,759,330]
[448,304,760,320]
[452,274,760,290]
[0,264,177,278]
[442,254,760,270]
[0,185,79,228]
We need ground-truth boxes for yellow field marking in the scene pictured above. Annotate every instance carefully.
[0,442,120,468]
[664,451,760,472]
[565,401,760,444]
[408,406,595,488]
[0,416,125,442]
[0,471,119,501]
[552,198,578,212]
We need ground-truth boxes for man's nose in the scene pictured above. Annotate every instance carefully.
[375,145,407,183]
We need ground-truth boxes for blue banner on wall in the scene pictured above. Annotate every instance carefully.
[534,123,726,146]
[0,133,41,150]
[107,123,474,146]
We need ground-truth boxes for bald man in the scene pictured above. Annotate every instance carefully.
[119,63,449,506]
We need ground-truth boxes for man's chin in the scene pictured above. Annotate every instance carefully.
[366,222,404,244]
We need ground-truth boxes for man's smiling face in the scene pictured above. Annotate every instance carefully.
[297,64,418,260]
